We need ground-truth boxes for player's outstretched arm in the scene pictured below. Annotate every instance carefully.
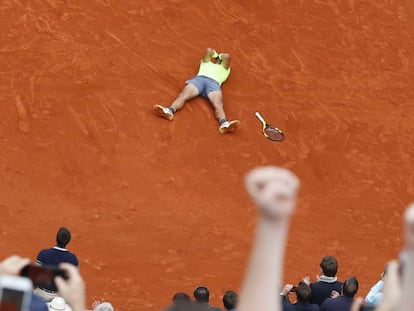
[202,48,218,63]
[238,166,300,311]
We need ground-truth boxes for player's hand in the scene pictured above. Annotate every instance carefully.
[0,255,30,276]
[206,48,217,56]
[245,166,300,221]
[55,263,86,311]
[303,276,310,285]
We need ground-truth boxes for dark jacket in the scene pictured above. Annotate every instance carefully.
[309,281,343,305]
[284,302,320,311]
[320,296,354,311]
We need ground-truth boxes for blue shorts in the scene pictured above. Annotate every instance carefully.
[186,75,221,98]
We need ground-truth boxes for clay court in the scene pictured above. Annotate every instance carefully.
[0,0,413,310]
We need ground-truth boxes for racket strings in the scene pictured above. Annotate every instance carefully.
[265,127,284,141]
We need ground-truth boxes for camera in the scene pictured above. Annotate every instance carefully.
[0,275,33,311]
[20,264,68,291]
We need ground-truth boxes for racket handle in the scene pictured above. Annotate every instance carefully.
[255,111,266,123]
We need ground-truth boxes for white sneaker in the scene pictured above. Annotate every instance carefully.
[153,104,174,120]
[219,120,240,134]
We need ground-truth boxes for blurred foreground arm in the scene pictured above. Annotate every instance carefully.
[238,166,300,311]
[55,263,86,311]
[351,203,414,311]
[399,203,414,311]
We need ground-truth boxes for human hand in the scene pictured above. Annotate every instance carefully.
[280,284,293,296]
[0,255,30,276]
[245,166,300,221]
[330,290,340,298]
[92,301,101,310]
[206,48,218,58]
[55,263,86,311]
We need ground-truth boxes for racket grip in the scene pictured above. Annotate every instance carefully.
[255,112,266,123]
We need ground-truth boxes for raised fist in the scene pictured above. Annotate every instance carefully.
[245,166,300,220]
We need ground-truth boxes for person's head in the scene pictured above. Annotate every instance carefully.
[295,281,311,303]
[193,286,209,303]
[56,227,71,248]
[342,277,359,298]
[222,291,238,310]
[94,302,114,311]
[320,256,339,277]
[173,292,191,304]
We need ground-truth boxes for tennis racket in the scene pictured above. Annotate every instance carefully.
[255,112,284,141]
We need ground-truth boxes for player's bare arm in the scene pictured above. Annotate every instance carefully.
[219,53,231,69]
[203,48,218,63]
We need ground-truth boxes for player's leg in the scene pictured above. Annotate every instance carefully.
[153,84,199,121]
[207,90,226,121]
[208,91,240,134]
[171,83,199,111]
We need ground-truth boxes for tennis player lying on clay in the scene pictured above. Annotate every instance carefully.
[153,48,240,134]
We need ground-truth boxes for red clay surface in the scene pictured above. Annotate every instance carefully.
[1,0,413,310]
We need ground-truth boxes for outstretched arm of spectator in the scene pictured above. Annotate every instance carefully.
[238,166,300,311]
[352,203,414,311]
[399,203,414,311]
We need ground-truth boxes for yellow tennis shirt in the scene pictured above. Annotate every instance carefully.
[197,61,231,86]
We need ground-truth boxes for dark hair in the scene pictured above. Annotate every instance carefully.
[194,286,209,303]
[56,227,71,248]
[320,256,338,277]
[343,277,359,298]
[173,292,191,304]
[296,281,311,303]
[222,291,238,310]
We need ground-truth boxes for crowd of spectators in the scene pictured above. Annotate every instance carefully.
[1,166,413,311]
[164,287,238,311]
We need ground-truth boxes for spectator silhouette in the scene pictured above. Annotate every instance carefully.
[309,256,343,305]
[35,227,79,301]
[284,282,319,311]
[222,291,238,311]
[194,287,222,311]
[320,277,358,311]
